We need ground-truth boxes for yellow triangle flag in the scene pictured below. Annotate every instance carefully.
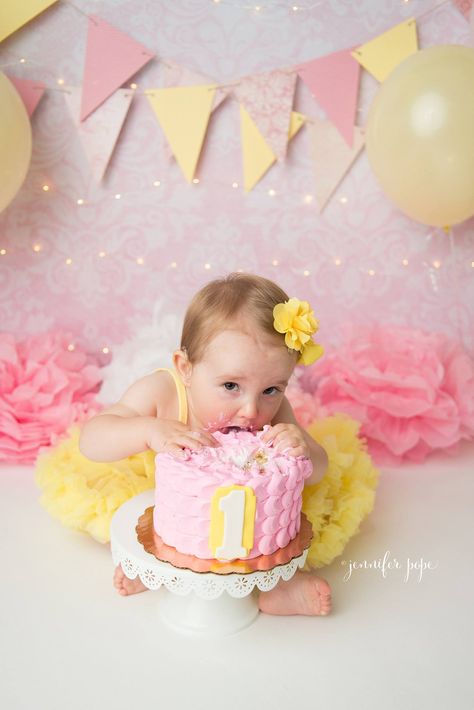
[351,18,418,82]
[0,0,58,43]
[241,109,306,192]
[147,85,216,182]
[289,111,306,140]
[240,105,275,192]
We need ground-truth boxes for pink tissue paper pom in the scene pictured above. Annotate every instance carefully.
[0,331,104,464]
[295,324,474,466]
[286,370,324,429]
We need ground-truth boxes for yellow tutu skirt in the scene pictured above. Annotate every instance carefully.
[35,414,379,569]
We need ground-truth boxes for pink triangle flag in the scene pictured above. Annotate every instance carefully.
[297,49,360,147]
[232,69,297,161]
[7,75,46,117]
[65,86,134,182]
[80,15,154,121]
[162,62,230,162]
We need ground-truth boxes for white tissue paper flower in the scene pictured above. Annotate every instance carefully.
[97,298,182,405]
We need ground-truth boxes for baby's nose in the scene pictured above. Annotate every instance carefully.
[240,399,258,419]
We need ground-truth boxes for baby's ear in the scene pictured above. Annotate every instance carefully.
[173,348,193,384]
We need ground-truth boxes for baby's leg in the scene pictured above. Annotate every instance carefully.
[113,564,148,596]
[258,571,332,616]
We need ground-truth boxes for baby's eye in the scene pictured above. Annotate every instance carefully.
[263,386,281,396]
[223,382,239,391]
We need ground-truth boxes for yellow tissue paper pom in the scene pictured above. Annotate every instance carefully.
[35,427,156,544]
[301,414,380,569]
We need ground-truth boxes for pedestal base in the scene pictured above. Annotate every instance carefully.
[158,587,259,637]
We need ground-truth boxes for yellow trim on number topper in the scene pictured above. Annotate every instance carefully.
[209,485,256,560]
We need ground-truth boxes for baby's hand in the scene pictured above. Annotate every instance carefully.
[147,419,219,458]
[261,423,310,458]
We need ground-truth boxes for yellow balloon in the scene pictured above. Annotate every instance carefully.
[0,73,32,214]
[366,45,474,227]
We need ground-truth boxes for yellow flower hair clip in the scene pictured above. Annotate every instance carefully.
[273,297,324,366]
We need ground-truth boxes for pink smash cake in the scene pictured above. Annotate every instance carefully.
[153,425,313,561]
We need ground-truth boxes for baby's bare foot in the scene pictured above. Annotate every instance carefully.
[113,564,148,596]
[258,571,332,616]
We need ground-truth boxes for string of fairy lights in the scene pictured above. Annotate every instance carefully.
[0,0,471,356]
[1,219,467,278]
[27,221,465,358]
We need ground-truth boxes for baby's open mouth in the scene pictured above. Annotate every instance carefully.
[220,425,254,434]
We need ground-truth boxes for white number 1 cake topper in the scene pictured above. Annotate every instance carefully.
[209,485,256,561]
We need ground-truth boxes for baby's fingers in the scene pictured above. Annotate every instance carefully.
[274,436,300,452]
[180,432,220,451]
[180,434,207,451]
[164,435,203,456]
[283,446,307,458]
[165,444,188,459]
[190,430,219,447]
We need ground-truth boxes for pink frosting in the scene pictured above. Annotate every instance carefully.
[154,426,313,559]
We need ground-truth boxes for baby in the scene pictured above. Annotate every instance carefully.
[79,272,332,617]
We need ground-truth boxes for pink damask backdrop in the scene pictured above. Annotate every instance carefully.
[0,0,473,358]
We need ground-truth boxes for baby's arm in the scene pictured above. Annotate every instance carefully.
[79,373,170,462]
[266,396,329,486]
[79,373,218,463]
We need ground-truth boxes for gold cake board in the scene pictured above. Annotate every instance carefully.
[137,505,313,575]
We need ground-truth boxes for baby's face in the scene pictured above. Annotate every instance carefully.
[186,328,296,433]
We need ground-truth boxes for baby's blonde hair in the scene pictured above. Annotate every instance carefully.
[180,272,295,364]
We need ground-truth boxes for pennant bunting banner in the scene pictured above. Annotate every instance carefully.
[0,0,58,43]
[241,109,305,192]
[81,15,154,121]
[7,76,46,117]
[297,48,360,147]
[162,63,230,162]
[351,18,418,82]
[0,6,440,200]
[147,85,216,182]
[65,87,134,182]
[233,69,297,162]
[308,119,365,211]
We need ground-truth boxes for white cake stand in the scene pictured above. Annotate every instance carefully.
[110,491,309,638]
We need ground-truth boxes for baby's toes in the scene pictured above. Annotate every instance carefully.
[320,594,332,615]
[113,565,126,592]
[312,578,332,615]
